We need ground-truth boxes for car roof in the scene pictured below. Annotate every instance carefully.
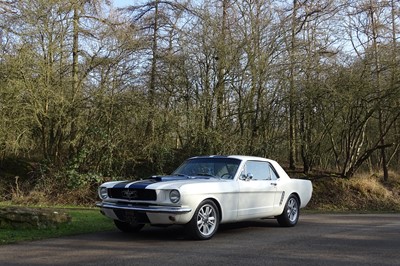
[189,155,275,163]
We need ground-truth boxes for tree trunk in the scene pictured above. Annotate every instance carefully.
[288,0,298,170]
[370,4,388,181]
[215,0,228,128]
[146,0,159,138]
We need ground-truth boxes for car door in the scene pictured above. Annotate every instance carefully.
[238,160,278,219]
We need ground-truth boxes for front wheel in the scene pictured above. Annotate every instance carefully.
[185,200,220,240]
[277,195,299,227]
[114,220,144,233]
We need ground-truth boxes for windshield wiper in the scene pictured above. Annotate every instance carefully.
[175,173,191,178]
[195,173,219,178]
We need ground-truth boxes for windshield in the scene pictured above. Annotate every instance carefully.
[172,157,241,179]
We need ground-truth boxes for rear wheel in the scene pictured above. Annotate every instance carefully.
[185,200,219,240]
[114,220,144,233]
[277,195,299,227]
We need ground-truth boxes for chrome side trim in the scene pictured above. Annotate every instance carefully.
[96,202,191,214]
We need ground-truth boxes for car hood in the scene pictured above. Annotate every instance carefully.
[104,175,228,190]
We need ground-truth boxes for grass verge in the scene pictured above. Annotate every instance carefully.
[0,208,115,245]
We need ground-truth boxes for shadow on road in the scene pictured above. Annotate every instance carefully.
[105,218,281,241]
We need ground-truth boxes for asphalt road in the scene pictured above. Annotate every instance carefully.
[0,214,399,266]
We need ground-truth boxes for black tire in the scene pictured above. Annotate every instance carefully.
[185,199,220,240]
[114,220,144,233]
[277,194,299,227]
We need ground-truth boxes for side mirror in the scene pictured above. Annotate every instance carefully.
[240,173,253,181]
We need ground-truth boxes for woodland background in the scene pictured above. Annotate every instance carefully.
[0,0,399,204]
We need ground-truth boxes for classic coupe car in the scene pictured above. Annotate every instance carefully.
[97,155,312,240]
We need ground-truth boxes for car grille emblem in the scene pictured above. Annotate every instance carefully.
[122,190,138,199]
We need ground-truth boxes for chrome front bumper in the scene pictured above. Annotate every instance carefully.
[96,201,192,214]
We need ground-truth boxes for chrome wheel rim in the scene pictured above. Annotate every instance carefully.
[197,203,217,236]
[286,197,298,223]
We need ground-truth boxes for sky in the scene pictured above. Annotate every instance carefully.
[112,0,135,8]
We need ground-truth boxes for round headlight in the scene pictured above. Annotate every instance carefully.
[99,187,108,199]
[169,189,180,203]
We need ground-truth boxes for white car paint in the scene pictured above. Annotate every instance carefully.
[97,155,313,238]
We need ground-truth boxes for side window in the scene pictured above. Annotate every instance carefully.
[245,161,268,180]
[268,165,279,180]
[245,161,279,180]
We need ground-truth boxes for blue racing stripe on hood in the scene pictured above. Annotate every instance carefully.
[128,179,157,189]
[112,180,157,189]
[112,175,203,189]
[112,181,132,188]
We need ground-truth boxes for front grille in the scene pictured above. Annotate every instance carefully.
[108,188,157,201]
[114,209,150,223]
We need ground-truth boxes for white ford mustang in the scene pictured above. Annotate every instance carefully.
[97,155,313,240]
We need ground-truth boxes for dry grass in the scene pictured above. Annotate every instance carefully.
[9,184,98,207]
[307,171,400,212]
[2,174,99,207]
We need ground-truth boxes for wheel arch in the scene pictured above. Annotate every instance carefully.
[203,197,223,222]
[276,192,301,227]
[290,192,301,207]
[185,197,222,240]
[277,192,301,217]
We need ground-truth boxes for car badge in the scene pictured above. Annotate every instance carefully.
[122,190,138,199]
